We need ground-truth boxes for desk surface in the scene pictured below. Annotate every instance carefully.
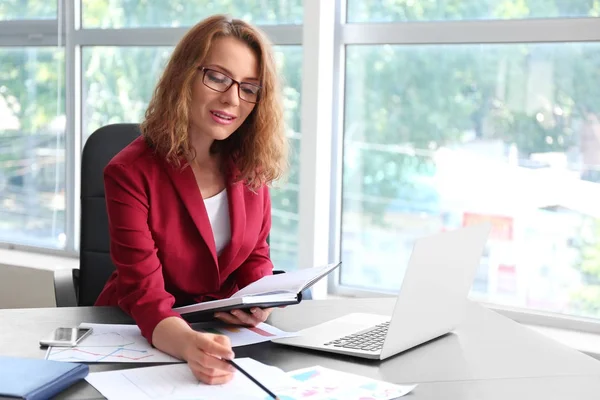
[2,298,600,400]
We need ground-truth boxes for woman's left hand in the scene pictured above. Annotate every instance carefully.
[214,307,273,326]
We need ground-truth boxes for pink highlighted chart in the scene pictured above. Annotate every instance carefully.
[247,326,276,337]
[196,322,296,347]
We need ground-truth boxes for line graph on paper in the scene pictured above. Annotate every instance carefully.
[84,358,301,400]
[46,323,181,363]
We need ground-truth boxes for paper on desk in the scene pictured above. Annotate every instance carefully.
[283,365,417,399]
[85,357,299,400]
[45,323,180,363]
[86,356,417,400]
[46,321,296,363]
[191,321,299,347]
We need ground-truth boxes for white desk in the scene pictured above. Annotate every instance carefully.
[2,298,600,399]
[268,298,600,384]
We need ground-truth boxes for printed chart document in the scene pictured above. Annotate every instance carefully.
[45,323,180,363]
[191,321,298,347]
[85,358,418,400]
[284,365,417,399]
[46,322,298,363]
[175,262,341,321]
[85,357,299,400]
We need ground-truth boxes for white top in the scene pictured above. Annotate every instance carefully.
[203,189,231,255]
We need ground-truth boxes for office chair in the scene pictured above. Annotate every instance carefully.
[54,123,141,306]
[53,123,305,307]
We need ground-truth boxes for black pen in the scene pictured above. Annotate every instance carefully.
[226,359,280,400]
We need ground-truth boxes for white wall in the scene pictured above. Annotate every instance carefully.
[0,249,78,308]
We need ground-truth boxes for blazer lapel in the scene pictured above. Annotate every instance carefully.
[162,159,219,266]
[218,180,246,274]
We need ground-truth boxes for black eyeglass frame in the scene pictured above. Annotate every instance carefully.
[199,66,262,104]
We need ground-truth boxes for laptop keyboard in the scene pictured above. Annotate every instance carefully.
[324,321,389,352]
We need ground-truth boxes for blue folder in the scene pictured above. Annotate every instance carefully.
[0,356,89,400]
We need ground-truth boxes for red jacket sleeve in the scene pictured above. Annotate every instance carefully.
[235,186,274,289]
[104,162,183,344]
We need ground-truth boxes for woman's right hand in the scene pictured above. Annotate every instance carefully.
[152,317,236,385]
[182,330,237,385]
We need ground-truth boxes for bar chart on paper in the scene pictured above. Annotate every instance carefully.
[45,323,180,363]
[193,322,298,347]
[274,366,417,400]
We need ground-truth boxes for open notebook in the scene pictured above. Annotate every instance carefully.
[175,262,340,321]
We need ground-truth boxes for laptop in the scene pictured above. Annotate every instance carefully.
[272,223,492,360]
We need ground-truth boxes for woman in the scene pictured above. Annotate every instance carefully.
[95,14,288,385]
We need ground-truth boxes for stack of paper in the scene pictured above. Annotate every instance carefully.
[85,358,417,400]
[48,322,418,399]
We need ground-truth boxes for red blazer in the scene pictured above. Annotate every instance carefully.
[95,137,273,343]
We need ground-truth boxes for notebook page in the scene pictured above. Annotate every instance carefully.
[232,262,341,298]
[232,263,337,298]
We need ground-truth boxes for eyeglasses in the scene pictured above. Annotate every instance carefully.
[199,67,261,104]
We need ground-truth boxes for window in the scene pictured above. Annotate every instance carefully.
[0,0,57,20]
[6,0,600,329]
[82,47,172,141]
[82,0,303,28]
[347,0,600,23]
[82,45,302,270]
[2,2,303,261]
[341,42,600,318]
[0,47,66,249]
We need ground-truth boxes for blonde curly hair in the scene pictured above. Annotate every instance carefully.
[141,14,288,189]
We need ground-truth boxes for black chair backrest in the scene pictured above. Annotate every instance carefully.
[79,123,140,306]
